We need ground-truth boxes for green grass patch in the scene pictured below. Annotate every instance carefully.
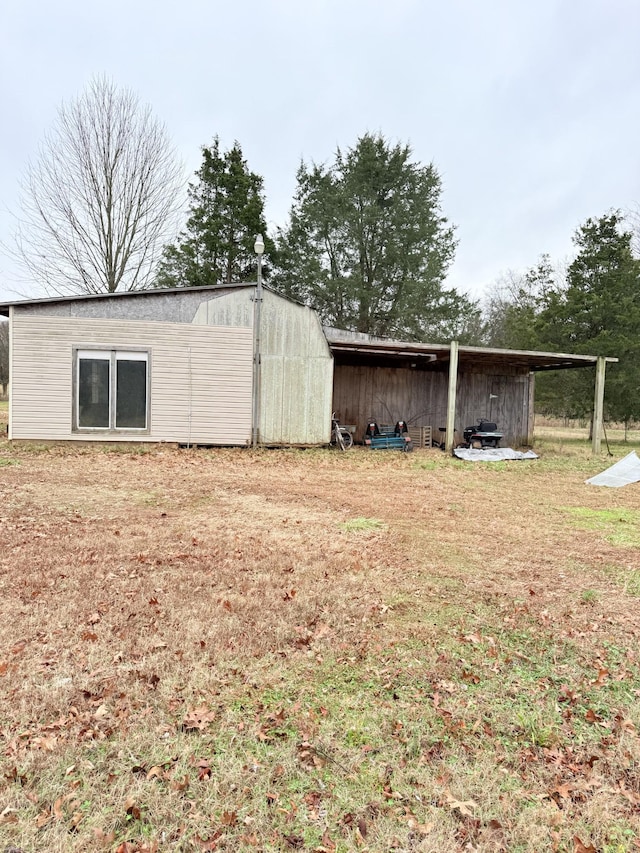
[602,563,640,596]
[412,458,443,470]
[564,506,640,546]
[339,516,384,532]
[580,588,598,604]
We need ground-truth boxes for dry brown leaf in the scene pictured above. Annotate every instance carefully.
[183,704,216,731]
[146,765,165,780]
[444,789,478,817]
[170,773,190,792]
[573,836,597,853]
[35,807,52,828]
[0,806,19,825]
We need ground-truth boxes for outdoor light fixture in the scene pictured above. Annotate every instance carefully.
[254,234,265,255]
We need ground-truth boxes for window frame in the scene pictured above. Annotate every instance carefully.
[73,346,151,434]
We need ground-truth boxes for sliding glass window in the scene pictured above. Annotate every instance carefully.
[76,350,149,431]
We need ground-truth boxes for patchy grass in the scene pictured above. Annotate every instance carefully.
[0,435,639,852]
[339,517,384,532]
[601,563,640,598]
[565,507,640,547]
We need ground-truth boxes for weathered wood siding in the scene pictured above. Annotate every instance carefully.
[259,292,333,445]
[9,315,252,443]
[333,363,532,446]
[332,365,447,443]
[195,289,333,445]
[455,367,532,447]
[192,289,253,328]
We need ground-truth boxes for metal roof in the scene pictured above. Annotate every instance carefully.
[324,328,617,372]
[0,288,617,372]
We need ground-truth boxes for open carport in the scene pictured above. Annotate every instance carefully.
[325,327,617,452]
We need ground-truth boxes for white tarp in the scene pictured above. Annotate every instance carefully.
[453,447,539,462]
[586,450,640,487]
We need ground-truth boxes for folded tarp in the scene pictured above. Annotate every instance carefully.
[586,450,640,487]
[453,448,539,462]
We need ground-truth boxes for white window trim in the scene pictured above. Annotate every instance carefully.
[73,347,151,434]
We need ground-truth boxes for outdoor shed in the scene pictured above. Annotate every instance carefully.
[1,285,616,452]
[0,284,334,446]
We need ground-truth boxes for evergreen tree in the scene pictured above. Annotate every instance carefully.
[535,213,640,423]
[157,138,271,287]
[272,133,470,342]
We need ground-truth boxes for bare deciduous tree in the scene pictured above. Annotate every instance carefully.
[0,320,9,392]
[628,203,640,259]
[12,77,183,295]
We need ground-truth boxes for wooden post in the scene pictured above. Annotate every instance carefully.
[445,340,459,452]
[527,372,535,446]
[592,356,606,455]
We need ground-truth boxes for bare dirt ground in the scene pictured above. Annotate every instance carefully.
[1,420,639,851]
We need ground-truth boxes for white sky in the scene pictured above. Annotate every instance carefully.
[1,0,639,305]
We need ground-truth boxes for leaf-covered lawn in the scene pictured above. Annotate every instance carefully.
[0,436,639,852]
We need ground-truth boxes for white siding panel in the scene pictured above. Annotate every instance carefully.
[10,315,252,444]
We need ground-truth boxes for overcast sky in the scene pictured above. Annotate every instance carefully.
[1,0,639,305]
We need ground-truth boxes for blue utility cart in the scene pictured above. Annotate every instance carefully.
[364,420,413,452]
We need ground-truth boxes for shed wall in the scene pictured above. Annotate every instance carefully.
[333,364,447,443]
[193,289,334,445]
[455,368,532,447]
[259,291,333,445]
[333,363,532,446]
[9,315,252,444]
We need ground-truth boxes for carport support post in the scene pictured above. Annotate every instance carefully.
[592,356,606,455]
[445,340,459,453]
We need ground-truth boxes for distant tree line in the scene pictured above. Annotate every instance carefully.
[8,79,640,426]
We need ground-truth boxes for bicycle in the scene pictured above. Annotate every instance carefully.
[330,413,353,450]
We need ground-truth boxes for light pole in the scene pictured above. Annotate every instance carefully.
[252,234,265,448]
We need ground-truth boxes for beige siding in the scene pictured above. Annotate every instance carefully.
[10,315,252,444]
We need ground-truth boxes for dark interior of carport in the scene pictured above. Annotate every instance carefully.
[327,335,603,448]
